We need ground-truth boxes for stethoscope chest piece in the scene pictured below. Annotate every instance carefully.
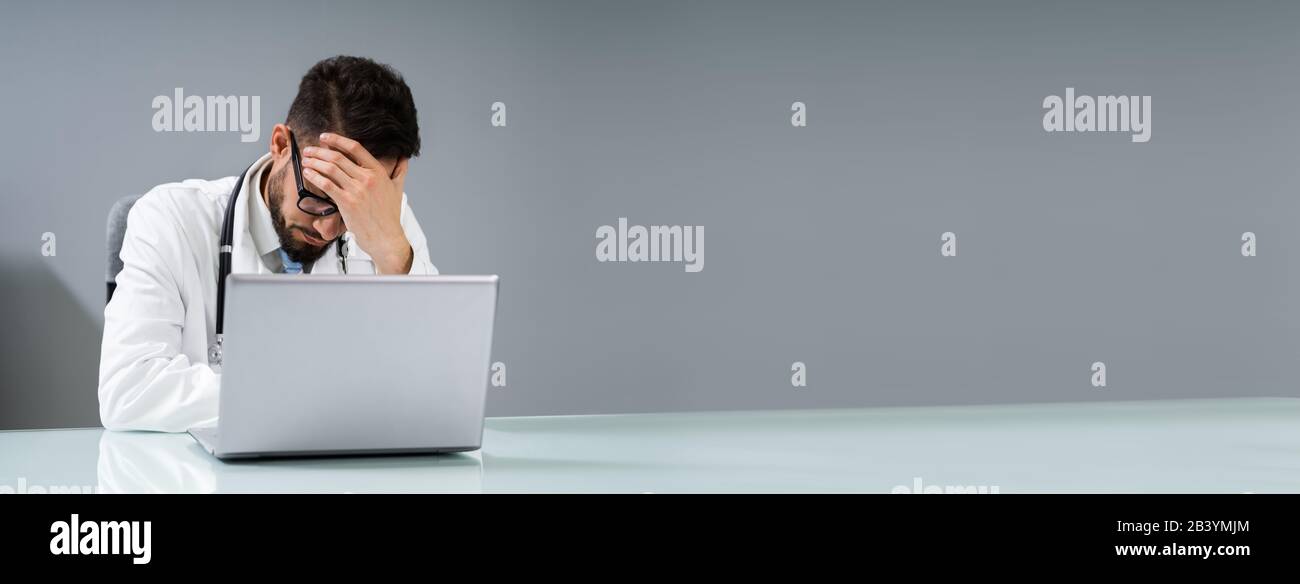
[208,334,223,368]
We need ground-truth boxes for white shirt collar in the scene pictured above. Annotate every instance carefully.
[246,155,281,258]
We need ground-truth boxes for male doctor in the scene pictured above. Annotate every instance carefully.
[99,56,437,432]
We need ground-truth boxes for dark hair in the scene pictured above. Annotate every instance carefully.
[285,56,420,159]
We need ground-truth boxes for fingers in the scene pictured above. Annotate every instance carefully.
[319,133,382,170]
[301,152,359,191]
[301,167,349,205]
[303,145,363,180]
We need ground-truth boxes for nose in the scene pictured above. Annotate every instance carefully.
[314,215,345,241]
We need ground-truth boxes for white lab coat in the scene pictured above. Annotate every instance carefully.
[99,153,437,432]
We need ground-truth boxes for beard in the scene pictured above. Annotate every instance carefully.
[265,165,332,265]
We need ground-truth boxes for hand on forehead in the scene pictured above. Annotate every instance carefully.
[307,132,399,176]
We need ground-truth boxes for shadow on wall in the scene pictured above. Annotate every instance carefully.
[0,255,102,430]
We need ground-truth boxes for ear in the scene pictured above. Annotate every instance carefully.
[269,124,292,159]
[391,158,410,190]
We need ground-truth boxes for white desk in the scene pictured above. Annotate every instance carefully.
[2,398,1298,493]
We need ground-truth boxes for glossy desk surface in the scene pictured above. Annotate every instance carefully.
[2,398,1298,493]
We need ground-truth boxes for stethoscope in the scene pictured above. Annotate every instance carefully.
[207,163,347,367]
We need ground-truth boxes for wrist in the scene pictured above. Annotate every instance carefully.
[374,236,413,274]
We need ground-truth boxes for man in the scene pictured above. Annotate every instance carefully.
[99,56,437,432]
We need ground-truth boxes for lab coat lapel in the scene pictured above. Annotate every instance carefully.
[228,158,272,275]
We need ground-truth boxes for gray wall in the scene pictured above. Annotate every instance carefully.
[3,0,1298,430]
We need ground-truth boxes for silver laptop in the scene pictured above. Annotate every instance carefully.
[189,274,499,460]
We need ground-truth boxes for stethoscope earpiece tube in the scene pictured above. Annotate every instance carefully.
[210,164,254,366]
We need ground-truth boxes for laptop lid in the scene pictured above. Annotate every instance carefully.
[215,274,499,457]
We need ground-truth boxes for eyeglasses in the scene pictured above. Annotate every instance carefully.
[289,130,340,217]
